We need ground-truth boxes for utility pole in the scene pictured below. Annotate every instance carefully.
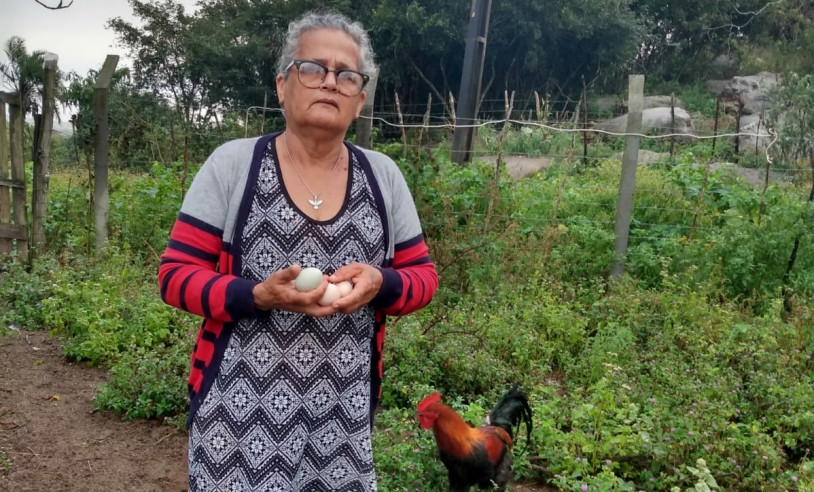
[451,0,492,164]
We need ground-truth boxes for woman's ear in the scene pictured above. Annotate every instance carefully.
[276,73,286,107]
[355,91,366,118]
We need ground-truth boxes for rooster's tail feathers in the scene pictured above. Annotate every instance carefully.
[486,385,533,446]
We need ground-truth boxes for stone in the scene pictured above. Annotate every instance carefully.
[593,107,695,141]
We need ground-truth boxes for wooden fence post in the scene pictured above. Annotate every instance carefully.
[355,67,379,149]
[93,55,119,256]
[610,74,644,280]
[31,53,58,260]
[0,98,11,254]
[8,96,28,263]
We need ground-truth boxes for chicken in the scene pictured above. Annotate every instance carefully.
[417,386,533,491]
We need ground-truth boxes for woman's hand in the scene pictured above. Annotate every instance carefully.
[328,262,383,314]
[252,264,340,317]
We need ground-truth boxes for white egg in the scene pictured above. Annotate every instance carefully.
[318,282,341,306]
[294,267,323,292]
[337,280,353,297]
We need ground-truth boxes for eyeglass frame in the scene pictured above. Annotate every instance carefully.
[284,59,370,96]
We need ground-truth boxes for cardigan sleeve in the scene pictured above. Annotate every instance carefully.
[368,152,438,315]
[372,234,437,316]
[158,141,259,322]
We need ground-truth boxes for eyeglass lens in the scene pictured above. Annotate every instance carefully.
[295,61,365,95]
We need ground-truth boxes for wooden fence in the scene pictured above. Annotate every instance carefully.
[0,55,59,263]
[0,94,28,262]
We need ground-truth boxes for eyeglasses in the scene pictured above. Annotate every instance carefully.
[285,59,370,96]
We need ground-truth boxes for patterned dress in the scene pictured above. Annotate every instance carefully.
[188,141,385,491]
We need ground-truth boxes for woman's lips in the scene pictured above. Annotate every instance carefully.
[315,98,339,108]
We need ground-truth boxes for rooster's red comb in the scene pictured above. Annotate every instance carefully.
[417,392,442,412]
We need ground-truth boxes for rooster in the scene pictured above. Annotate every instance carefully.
[417,386,533,491]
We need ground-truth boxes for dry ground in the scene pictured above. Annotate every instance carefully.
[0,330,188,492]
[0,330,554,491]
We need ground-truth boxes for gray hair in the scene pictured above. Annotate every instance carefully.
[276,11,377,78]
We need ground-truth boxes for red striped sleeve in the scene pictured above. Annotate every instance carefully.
[373,235,438,316]
[158,214,257,322]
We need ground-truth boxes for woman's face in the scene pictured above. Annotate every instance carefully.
[277,28,367,135]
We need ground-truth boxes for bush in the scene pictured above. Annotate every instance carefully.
[95,331,192,421]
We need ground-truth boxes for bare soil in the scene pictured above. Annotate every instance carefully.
[0,329,188,492]
[0,329,554,492]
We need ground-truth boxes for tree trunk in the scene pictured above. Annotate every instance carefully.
[31,54,58,259]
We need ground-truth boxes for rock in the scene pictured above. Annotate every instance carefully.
[719,71,780,115]
[593,107,695,140]
[481,155,554,180]
[611,150,670,164]
[591,95,685,114]
[736,113,776,152]
[591,96,623,113]
[710,54,738,78]
[706,79,729,95]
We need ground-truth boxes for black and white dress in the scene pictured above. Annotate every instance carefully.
[188,140,385,491]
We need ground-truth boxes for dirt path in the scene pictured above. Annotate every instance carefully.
[0,329,555,492]
[0,329,188,492]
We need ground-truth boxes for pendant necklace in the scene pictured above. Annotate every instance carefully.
[283,132,343,210]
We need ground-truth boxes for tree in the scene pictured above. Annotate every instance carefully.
[740,0,814,75]
[363,0,644,115]
[187,0,285,111]
[33,0,73,9]
[108,0,207,163]
[62,67,180,169]
[629,0,785,81]
[0,36,47,118]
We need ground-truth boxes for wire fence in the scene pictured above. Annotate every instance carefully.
[23,89,814,281]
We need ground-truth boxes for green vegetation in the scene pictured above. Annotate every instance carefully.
[0,450,11,473]
[3,130,813,489]
[4,0,814,489]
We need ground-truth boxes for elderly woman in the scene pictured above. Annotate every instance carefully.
[158,11,438,491]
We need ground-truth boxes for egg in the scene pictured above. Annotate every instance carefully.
[318,282,341,306]
[337,280,353,297]
[294,267,323,292]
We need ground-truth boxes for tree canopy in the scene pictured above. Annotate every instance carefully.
[96,0,814,119]
[5,0,813,167]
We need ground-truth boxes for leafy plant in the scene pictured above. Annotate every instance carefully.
[0,449,11,473]
[94,331,192,421]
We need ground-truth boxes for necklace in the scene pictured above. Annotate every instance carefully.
[283,132,343,210]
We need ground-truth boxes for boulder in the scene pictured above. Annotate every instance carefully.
[591,95,685,114]
[710,54,738,79]
[736,113,778,152]
[591,96,623,113]
[706,79,729,95]
[593,107,695,140]
[718,71,780,115]
[611,150,670,164]
[481,155,554,180]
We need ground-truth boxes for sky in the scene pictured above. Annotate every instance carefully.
[1,0,199,131]
[1,0,199,77]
